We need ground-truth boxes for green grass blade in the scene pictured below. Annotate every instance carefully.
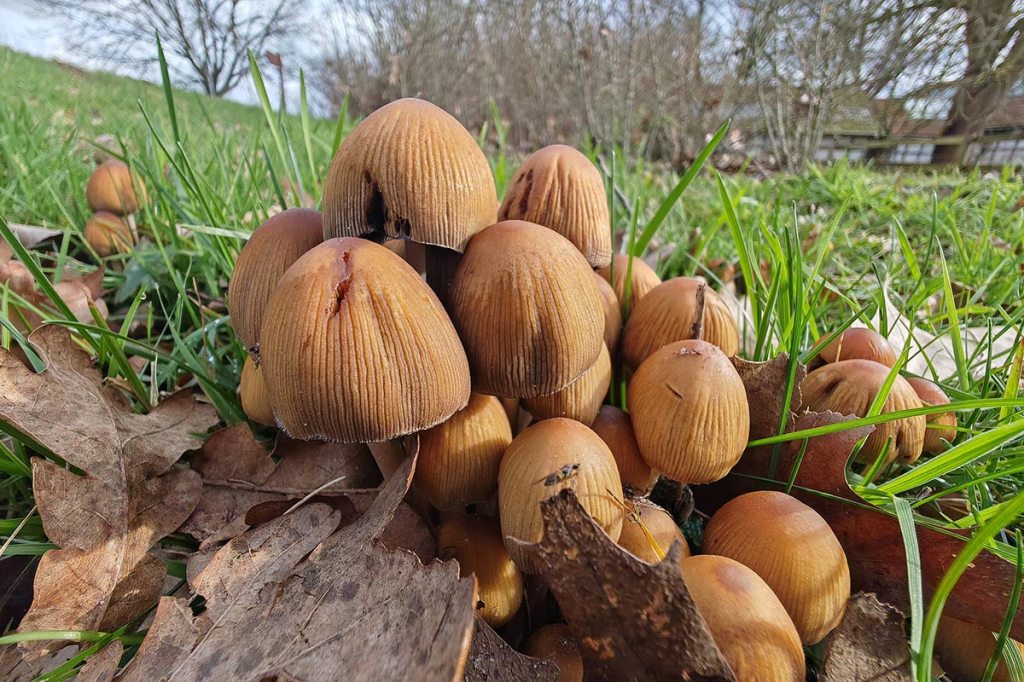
[894,495,924,678]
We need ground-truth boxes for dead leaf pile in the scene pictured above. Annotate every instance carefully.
[0,240,109,328]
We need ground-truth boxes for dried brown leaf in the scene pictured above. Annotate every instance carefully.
[118,598,205,682]
[820,593,911,682]
[75,640,123,682]
[464,616,559,682]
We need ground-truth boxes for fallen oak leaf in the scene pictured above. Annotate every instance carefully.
[820,593,911,682]
[75,640,124,682]
[464,616,558,682]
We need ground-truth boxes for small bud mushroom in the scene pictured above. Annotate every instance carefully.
[616,498,689,564]
[498,418,623,571]
[523,624,584,682]
[590,405,658,494]
[681,555,805,682]
[934,615,1024,682]
[415,392,513,510]
[227,208,323,352]
[596,253,661,314]
[86,159,148,215]
[498,144,611,267]
[703,491,850,645]
[628,340,749,484]
[621,276,739,369]
[815,327,897,367]
[593,273,622,351]
[800,359,925,466]
[437,514,524,628]
[239,356,274,427]
[449,221,604,398]
[907,377,957,453]
[522,344,611,425]
[84,211,135,256]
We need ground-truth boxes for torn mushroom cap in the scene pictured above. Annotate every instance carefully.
[934,615,1024,682]
[616,499,689,565]
[449,220,604,398]
[621,276,739,370]
[703,491,850,645]
[322,98,497,252]
[239,356,275,427]
[681,555,805,682]
[523,623,584,682]
[628,339,749,484]
[906,377,957,453]
[596,253,661,314]
[816,327,897,367]
[86,159,148,215]
[498,144,611,267]
[259,237,471,442]
[522,344,611,425]
[498,418,623,572]
[593,273,622,352]
[227,208,323,351]
[800,359,925,466]
[415,392,513,510]
[437,514,524,628]
[590,405,658,494]
[84,211,134,257]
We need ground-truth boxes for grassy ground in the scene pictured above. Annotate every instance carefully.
[2,46,1024,678]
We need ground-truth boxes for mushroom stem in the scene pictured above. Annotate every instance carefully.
[424,245,461,305]
[367,439,408,478]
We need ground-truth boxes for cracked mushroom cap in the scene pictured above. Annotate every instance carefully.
[616,499,689,565]
[800,359,925,466]
[228,208,323,351]
[815,327,897,367]
[628,340,749,484]
[259,237,471,442]
[523,624,584,682]
[593,272,622,352]
[703,491,850,645]
[86,159,148,215]
[596,254,661,313]
[590,405,658,494]
[84,211,135,257]
[239,356,274,427]
[906,377,957,453]
[522,344,611,425]
[322,98,497,252]
[497,144,611,267]
[449,220,604,399]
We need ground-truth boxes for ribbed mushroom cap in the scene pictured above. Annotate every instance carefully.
[628,340,749,484]
[934,615,1024,682]
[84,211,135,257]
[523,624,584,682]
[438,514,524,628]
[522,344,611,425]
[414,392,513,509]
[703,491,850,645]
[497,144,611,267]
[681,555,805,682]
[260,237,471,442]
[593,272,622,351]
[596,254,661,314]
[621,276,739,369]
[616,499,689,564]
[800,359,925,466]
[907,377,957,453]
[590,405,658,494]
[322,98,497,252]
[498,418,623,571]
[239,356,274,427]
[86,159,148,215]
[228,208,323,351]
[449,220,604,398]
[816,327,897,367]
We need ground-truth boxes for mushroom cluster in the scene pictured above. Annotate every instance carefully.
[83,159,147,256]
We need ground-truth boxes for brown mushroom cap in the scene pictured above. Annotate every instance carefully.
[907,377,957,453]
[596,254,661,313]
[703,491,850,645]
[522,344,611,425]
[498,144,611,267]
[800,359,925,466]
[934,615,1024,682]
[616,499,689,564]
[322,98,496,252]
[414,392,513,509]
[593,272,622,352]
[590,405,658,494]
[260,237,471,442]
[498,418,623,571]
[449,220,604,398]
[523,623,584,682]
[228,208,323,351]
[84,211,135,257]
[437,514,524,628]
[86,159,148,215]
[628,340,749,484]
[816,327,897,367]
[681,555,805,681]
[239,356,274,427]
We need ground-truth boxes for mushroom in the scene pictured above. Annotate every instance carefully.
[497,144,611,267]
[84,211,135,257]
[628,340,749,484]
[437,514,524,628]
[680,555,805,682]
[86,159,148,215]
[590,405,658,494]
[616,498,689,564]
[621,276,739,369]
[596,253,661,314]
[814,327,897,367]
[593,272,622,352]
[522,344,611,425]
[907,377,957,453]
[449,220,604,398]
[934,614,1024,682]
[523,623,584,682]
[702,491,850,645]
[498,418,623,571]
[414,392,513,510]
[239,356,274,427]
[227,208,323,353]
[800,359,925,466]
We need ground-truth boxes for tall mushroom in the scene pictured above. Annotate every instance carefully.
[596,253,661,314]
[907,377,958,453]
[590,405,658,494]
[84,211,135,257]
[522,344,611,425]
[813,327,897,367]
[86,159,148,215]
[239,356,274,427]
[593,272,622,352]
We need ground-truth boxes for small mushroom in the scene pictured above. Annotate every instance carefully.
[522,623,584,682]
[907,377,958,453]
[616,498,689,564]
[498,418,623,571]
[934,615,1024,682]
[522,344,611,425]
[414,392,513,510]
[815,327,897,367]
[437,514,524,628]
[596,254,661,314]
[593,272,622,352]
[84,211,135,256]
[590,405,657,494]
[800,359,925,466]
[703,491,850,645]
[628,340,749,484]
[680,555,805,682]
[86,159,148,215]
[239,356,274,427]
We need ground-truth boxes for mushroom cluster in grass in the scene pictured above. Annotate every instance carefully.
[84,211,134,257]
[86,159,148,215]
[239,356,274,427]
[615,498,689,564]
[597,253,661,314]
[523,624,584,682]
[522,344,611,425]
[814,327,897,367]
[907,377,958,453]
[934,615,1024,682]
[590,405,658,494]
